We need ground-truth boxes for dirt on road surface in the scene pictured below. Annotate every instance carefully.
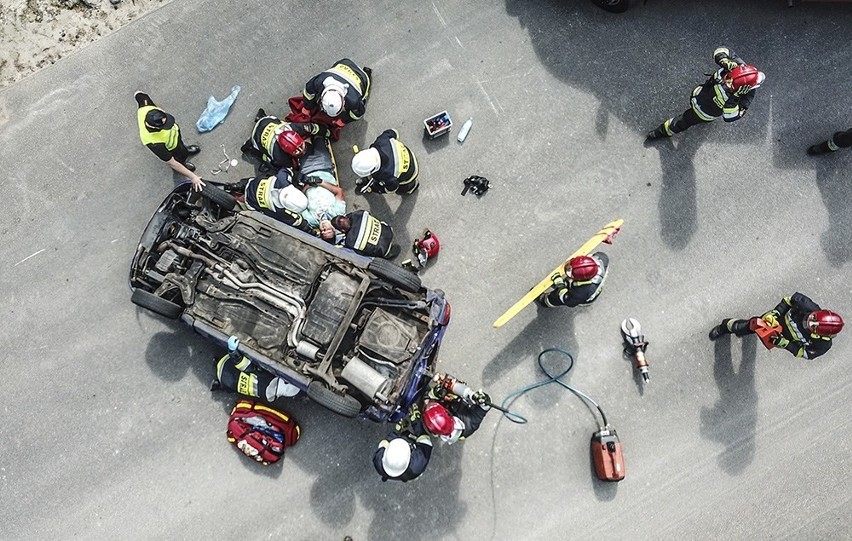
[0,0,166,89]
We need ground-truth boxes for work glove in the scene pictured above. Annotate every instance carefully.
[472,390,491,409]
[408,405,422,423]
[734,85,752,97]
[551,273,567,290]
[228,336,240,352]
[720,58,739,71]
[761,311,781,328]
[355,177,373,194]
[771,334,790,349]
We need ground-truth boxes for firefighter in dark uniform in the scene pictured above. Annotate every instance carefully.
[423,374,491,444]
[646,47,766,140]
[538,253,610,308]
[240,108,325,170]
[330,210,401,259]
[211,337,301,400]
[135,91,204,190]
[807,128,852,155]
[373,410,433,483]
[351,129,420,195]
[303,58,372,124]
[239,169,317,235]
[708,292,844,360]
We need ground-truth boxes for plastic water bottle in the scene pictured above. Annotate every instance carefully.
[457,117,473,142]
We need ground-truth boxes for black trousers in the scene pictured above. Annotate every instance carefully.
[830,128,852,149]
[666,108,711,134]
[172,139,190,164]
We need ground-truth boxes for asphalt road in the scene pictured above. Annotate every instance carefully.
[1,0,851,539]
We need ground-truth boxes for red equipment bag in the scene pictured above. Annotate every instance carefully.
[591,427,625,482]
[226,399,301,465]
[749,318,781,350]
[285,96,345,141]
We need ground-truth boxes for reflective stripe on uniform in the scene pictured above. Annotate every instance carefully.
[690,87,718,121]
[258,120,286,155]
[353,214,383,251]
[253,177,275,210]
[828,137,840,151]
[390,139,411,179]
[329,63,364,95]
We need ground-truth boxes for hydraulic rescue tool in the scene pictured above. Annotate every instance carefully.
[621,318,650,383]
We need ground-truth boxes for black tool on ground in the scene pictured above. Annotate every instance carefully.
[621,317,650,383]
[461,175,490,197]
[497,348,626,482]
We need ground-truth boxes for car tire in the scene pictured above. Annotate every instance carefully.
[368,258,422,293]
[307,381,362,418]
[591,0,630,13]
[131,288,183,319]
[200,183,237,212]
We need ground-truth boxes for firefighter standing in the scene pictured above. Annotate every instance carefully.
[240,108,325,170]
[646,47,765,140]
[807,128,852,155]
[135,91,204,190]
[373,408,433,483]
[538,253,610,308]
[708,292,844,360]
[303,58,372,124]
[351,129,420,195]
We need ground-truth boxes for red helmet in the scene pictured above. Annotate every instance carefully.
[723,64,763,92]
[567,256,598,281]
[277,129,306,156]
[416,230,440,259]
[422,401,454,437]
[806,310,844,336]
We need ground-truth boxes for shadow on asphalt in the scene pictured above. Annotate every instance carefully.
[814,153,852,266]
[699,333,758,475]
[483,305,579,413]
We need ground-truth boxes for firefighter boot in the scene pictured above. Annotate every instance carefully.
[708,319,733,340]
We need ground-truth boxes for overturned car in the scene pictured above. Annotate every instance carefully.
[129,184,450,422]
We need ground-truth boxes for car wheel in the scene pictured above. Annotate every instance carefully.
[131,288,183,319]
[591,0,630,12]
[368,258,422,293]
[307,381,362,418]
[200,183,237,212]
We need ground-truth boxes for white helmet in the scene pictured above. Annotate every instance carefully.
[381,438,411,478]
[320,78,347,117]
[276,185,307,213]
[351,147,381,177]
[439,417,465,445]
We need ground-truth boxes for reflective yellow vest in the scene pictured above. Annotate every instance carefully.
[137,105,180,150]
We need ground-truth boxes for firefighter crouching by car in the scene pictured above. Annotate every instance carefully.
[211,337,301,401]
[422,374,491,443]
[373,407,433,482]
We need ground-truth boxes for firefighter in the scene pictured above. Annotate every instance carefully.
[351,129,419,195]
[538,253,610,308]
[135,91,204,190]
[807,128,852,155]
[423,374,491,443]
[303,58,372,124]
[330,210,401,259]
[240,108,325,170]
[646,47,765,140]
[211,337,301,400]
[230,169,317,235]
[708,292,844,360]
[373,408,433,483]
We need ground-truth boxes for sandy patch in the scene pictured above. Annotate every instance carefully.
[0,0,167,89]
